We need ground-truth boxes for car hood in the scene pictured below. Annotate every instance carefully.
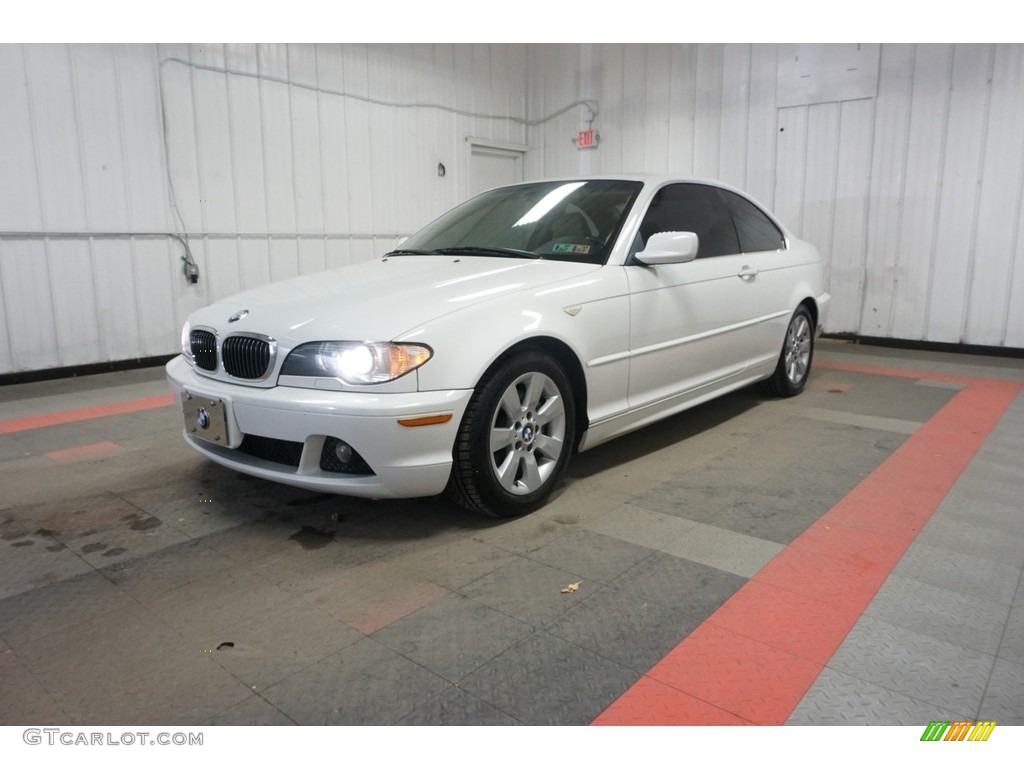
[188,256,603,344]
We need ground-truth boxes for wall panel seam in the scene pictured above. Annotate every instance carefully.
[20,44,60,368]
[922,47,957,340]
[68,45,105,359]
[112,47,143,353]
[960,45,995,344]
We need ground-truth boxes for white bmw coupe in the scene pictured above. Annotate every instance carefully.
[167,175,830,516]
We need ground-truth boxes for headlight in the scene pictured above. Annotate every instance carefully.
[281,341,433,384]
[181,320,192,361]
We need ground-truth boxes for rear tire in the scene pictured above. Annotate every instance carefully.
[449,351,575,518]
[761,305,814,397]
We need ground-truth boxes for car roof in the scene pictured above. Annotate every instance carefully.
[496,174,778,218]
[500,174,758,198]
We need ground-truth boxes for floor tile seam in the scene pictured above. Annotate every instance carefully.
[454,581,666,685]
[859,599,1010,658]
[746,567,895,619]
[400,623,644,722]
[97,545,243,594]
[9,603,203,695]
[614,501,705,532]
[311,580,452,635]
[0,643,76,722]
[210,638,359,699]
[701,584,863,663]
[979,566,1024,716]
[699,618,851,670]
[282,546,392,590]
[906,540,1024,572]
[453,567,613,631]
[597,674,761,725]
[640,630,823,725]
[811,662,978,717]
[512,526,629,587]
[453,625,557,683]
[513,551,624,589]
[0,551,100,605]
[372,620,550,692]
[399,682,528,726]
[209,695,300,726]
[869,566,1021,609]
[147,577,299,636]
[820,652,993,719]
[0,566,149,647]
[541,604,712,679]
[834,613,1001,671]
[593,546,752,606]
[475,624,647,706]
[198,605,363,671]
[253,645,441,724]
[929,471,1024,506]
[665,517,789,547]
[891,543,1024,588]
[577,515,694,554]
[253,630,397,707]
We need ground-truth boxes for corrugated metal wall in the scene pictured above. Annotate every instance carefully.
[2,43,1023,375]
[539,43,1024,348]
[0,43,530,374]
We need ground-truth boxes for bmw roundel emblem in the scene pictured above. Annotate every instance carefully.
[228,309,249,323]
[196,407,211,430]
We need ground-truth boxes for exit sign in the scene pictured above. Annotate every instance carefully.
[576,129,599,149]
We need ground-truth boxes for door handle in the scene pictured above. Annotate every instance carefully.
[737,265,759,280]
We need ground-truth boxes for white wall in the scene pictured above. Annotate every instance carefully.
[0,43,531,374]
[2,43,1023,375]
[537,43,1024,348]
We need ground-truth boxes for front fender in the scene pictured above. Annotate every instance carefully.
[405,265,633,427]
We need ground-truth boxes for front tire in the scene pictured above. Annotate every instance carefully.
[450,351,576,517]
[761,305,814,397]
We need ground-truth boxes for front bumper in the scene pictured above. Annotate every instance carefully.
[165,355,473,499]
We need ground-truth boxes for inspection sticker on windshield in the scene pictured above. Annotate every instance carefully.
[552,243,591,254]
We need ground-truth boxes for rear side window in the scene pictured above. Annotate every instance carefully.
[638,184,740,258]
[718,189,786,252]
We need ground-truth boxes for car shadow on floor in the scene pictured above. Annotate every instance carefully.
[172,384,772,546]
[568,384,768,480]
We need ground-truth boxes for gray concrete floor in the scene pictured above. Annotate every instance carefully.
[1,340,1022,726]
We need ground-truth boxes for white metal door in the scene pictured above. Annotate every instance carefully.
[468,143,524,199]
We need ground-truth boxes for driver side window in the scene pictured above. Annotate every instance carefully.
[636,184,740,259]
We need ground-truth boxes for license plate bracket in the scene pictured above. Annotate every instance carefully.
[182,392,229,445]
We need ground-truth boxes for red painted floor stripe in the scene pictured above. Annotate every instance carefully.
[44,440,124,461]
[816,358,975,382]
[593,367,1022,725]
[0,394,174,435]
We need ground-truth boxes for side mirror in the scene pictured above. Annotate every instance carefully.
[635,231,699,265]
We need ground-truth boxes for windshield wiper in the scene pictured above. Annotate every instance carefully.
[429,246,541,260]
[383,248,435,256]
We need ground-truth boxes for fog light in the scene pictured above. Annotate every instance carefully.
[333,440,354,464]
[320,437,373,475]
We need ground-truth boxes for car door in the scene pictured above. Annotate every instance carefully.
[625,183,765,410]
[717,188,792,369]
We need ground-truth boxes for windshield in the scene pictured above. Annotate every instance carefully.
[395,180,643,265]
